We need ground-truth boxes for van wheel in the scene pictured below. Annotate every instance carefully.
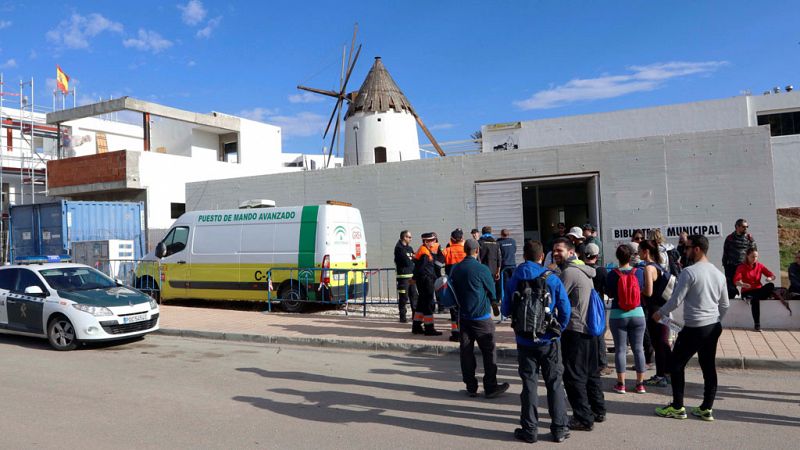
[279,284,305,313]
[48,316,79,351]
[135,277,161,303]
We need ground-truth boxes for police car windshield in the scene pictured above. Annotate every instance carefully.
[39,267,117,291]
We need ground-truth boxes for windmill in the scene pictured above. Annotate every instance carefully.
[297,25,445,168]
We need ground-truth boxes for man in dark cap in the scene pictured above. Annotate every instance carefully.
[412,232,445,336]
[581,223,603,266]
[449,238,509,398]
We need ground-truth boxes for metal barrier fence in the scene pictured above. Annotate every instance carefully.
[94,258,162,301]
[265,267,398,316]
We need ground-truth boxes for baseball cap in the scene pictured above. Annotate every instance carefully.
[582,223,595,231]
[464,238,480,253]
[567,227,584,239]
[584,243,600,257]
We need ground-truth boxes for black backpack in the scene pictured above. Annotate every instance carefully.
[511,272,558,338]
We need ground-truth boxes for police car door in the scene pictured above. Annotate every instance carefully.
[6,268,46,334]
[0,268,16,328]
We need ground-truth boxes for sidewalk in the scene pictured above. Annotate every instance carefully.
[155,305,800,370]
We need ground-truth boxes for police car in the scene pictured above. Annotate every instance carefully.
[0,260,159,351]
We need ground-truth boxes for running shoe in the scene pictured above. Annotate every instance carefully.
[644,375,669,387]
[691,407,714,422]
[655,404,687,419]
[635,383,646,394]
[613,382,626,394]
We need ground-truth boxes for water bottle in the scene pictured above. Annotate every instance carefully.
[659,315,683,333]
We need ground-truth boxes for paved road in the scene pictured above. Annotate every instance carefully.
[0,334,797,449]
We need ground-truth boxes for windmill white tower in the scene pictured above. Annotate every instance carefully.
[297,26,444,167]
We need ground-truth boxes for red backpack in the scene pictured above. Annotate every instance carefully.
[614,268,641,311]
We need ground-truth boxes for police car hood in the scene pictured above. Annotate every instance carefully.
[57,286,151,307]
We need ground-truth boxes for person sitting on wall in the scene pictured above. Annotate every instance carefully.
[733,247,783,332]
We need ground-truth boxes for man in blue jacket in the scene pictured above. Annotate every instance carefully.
[503,240,572,444]
[449,239,510,399]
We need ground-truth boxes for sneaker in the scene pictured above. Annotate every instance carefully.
[635,383,646,394]
[613,382,626,394]
[655,404,687,419]
[644,376,669,387]
[567,418,593,431]
[594,413,606,423]
[514,428,536,443]
[552,431,570,443]
[485,382,510,399]
[691,407,714,422]
[448,334,460,342]
[464,390,478,398]
[754,325,762,332]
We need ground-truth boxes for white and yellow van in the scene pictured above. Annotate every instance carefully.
[135,203,367,311]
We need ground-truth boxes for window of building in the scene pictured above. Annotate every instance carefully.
[374,146,387,163]
[170,202,186,219]
[223,142,238,163]
[757,111,800,137]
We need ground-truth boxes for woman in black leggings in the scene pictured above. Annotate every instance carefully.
[734,248,782,332]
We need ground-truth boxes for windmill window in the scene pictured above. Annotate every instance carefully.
[374,147,387,163]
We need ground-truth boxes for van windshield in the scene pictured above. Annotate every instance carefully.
[39,267,117,291]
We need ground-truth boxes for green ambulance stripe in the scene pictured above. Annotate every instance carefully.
[298,205,319,269]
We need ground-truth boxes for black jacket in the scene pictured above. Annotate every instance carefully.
[394,240,415,276]
[479,235,502,275]
[722,231,754,266]
[413,245,445,284]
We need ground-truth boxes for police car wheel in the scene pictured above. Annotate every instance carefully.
[279,285,305,313]
[47,316,79,351]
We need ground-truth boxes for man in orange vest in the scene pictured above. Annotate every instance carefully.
[443,228,467,341]
[412,232,446,336]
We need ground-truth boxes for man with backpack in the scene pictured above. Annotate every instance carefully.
[552,237,606,432]
[449,239,510,399]
[502,240,572,443]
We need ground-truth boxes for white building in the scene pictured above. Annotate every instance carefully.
[38,97,339,247]
[482,90,800,208]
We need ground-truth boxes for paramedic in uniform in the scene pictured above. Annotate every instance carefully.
[412,232,445,336]
[394,230,417,323]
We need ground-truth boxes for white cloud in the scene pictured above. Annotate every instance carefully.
[187,60,196,67]
[46,13,123,49]
[238,107,279,121]
[196,16,221,39]
[0,20,11,29]
[178,0,207,25]
[123,29,173,53]
[514,61,728,110]
[239,108,327,138]
[429,123,456,130]
[288,91,325,104]
[0,58,15,69]
[29,49,37,59]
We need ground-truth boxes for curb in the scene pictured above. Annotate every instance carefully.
[154,328,800,370]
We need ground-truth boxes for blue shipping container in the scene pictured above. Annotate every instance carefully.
[10,201,146,261]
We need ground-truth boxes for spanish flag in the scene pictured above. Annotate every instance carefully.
[56,65,69,94]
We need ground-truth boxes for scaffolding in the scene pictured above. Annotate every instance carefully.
[0,73,59,262]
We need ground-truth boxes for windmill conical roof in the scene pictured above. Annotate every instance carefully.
[346,57,415,118]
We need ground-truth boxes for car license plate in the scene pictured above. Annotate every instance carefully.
[122,313,148,324]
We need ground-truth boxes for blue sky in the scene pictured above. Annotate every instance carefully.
[0,1,798,154]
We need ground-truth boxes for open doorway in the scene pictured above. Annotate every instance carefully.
[521,175,600,243]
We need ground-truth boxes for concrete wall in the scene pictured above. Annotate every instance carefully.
[238,118,281,169]
[186,126,779,280]
[67,117,144,156]
[483,92,800,208]
[191,129,219,162]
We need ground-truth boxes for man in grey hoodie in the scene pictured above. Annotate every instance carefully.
[552,238,606,431]
[653,235,729,422]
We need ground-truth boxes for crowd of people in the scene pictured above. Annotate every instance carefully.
[392,218,785,442]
